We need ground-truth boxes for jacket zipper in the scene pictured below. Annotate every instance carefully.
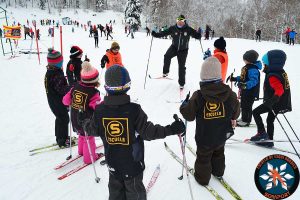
[178,32,182,51]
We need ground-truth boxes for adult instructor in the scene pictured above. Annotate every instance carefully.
[151,15,201,89]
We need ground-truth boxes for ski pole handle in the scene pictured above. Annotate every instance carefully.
[173,114,179,121]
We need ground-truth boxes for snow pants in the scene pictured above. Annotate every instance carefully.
[194,145,225,186]
[50,104,69,146]
[253,104,277,140]
[163,46,188,86]
[78,135,99,164]
[108,172,147,200]
[240,93,256,123]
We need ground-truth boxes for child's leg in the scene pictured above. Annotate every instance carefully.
[124,173,146,200]
[266,111,276,140]
[194,147,213,186]
[83,136,99,164]
[108,174,126,200]
[77,135,85,156]
[241,95,255,123]
[211,145,225,177]
[253,104,269,133]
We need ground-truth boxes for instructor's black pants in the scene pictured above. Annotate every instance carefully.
[108,173,146,200]
[163,46,188,86]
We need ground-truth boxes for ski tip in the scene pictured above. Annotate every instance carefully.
[244,139,250,142]
[163,142,167,147]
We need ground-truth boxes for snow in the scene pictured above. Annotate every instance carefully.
[1,6,300,200]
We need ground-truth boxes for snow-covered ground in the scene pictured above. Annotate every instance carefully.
[0,6,300,200]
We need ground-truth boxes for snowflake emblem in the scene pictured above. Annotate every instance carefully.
[260,162,294,191]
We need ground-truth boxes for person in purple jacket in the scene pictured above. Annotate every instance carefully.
[63,61,101,164]
[44,48,71,147]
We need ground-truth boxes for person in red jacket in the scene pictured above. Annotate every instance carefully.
[250,50,292,147]
[213,37,228,82]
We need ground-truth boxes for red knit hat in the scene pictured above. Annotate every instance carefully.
[81,61,99,84]
[70,46,83,59]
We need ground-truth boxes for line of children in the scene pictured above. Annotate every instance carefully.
[44,48,71,147]
[63,61,101,164]
[180,57,240,186]
[80,65,186,200]
[101,42,123,69]
[230,50,262,127]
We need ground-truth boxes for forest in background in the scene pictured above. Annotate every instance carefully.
[1,0,299,41]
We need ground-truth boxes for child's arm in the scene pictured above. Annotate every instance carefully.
[245,68,260,89]
[62,88,73,106]
[180,91,199,121]
[101,54,108,68]
[269,76,284,97]
[89,93,101,110]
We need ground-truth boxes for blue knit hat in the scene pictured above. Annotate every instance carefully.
[262,50,286,71]
[104,65,131,95]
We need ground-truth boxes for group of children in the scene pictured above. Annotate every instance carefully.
[44,35,292,199]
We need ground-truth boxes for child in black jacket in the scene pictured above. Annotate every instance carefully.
[81,65,185,200]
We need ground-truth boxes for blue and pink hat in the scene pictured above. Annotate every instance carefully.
[47,48,63,68]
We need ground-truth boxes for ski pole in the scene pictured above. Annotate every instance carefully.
[199,38,204,53]
[282,113,300,144]
[143,36,154,89]
[66,106,73,160]
[84,129,101,183]
[178,119,188,180]
[272,110,300,160]
[173,114,194,200]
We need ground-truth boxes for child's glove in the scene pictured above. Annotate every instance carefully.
[263,95,280,110]
[181,91,190,106]
[69,64,74,72]
[238,82,247,89]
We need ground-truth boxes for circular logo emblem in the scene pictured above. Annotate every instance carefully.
[107,121,124,137]
[254,154,299,199]
[205,102,220,112]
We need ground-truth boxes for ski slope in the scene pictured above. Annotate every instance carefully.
[0,6,300,200]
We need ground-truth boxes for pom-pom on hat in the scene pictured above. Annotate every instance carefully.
[47,48,63,68]
[200,57,222,81]
[81,61,99,84]
[243,50,259,63]
[104,65,131,95]
[214,37,226,51]
[111,42,120,50]
[70,46,83,59]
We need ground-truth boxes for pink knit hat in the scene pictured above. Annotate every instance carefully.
[81,61,99,84]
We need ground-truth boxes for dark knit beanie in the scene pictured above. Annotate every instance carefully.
[214,37,226,51]
[47,48,63,68]
[104,65,131,95]
[70,45,83,59]
[243,50,259,63]
[177,15,186,21]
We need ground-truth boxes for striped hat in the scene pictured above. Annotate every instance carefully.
[70,46,83,59]
[81,61,99,84]
[104,65,131,95]
[47,48,63,68]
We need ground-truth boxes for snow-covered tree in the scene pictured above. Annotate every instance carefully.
[40,0,45,10]
[124,0,142,27]
[95,0,105,12]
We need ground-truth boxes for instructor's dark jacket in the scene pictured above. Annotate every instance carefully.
[153,24,201,51]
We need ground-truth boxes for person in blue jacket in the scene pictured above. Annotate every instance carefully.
[289,29,297,45]
[230,50,262,127]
